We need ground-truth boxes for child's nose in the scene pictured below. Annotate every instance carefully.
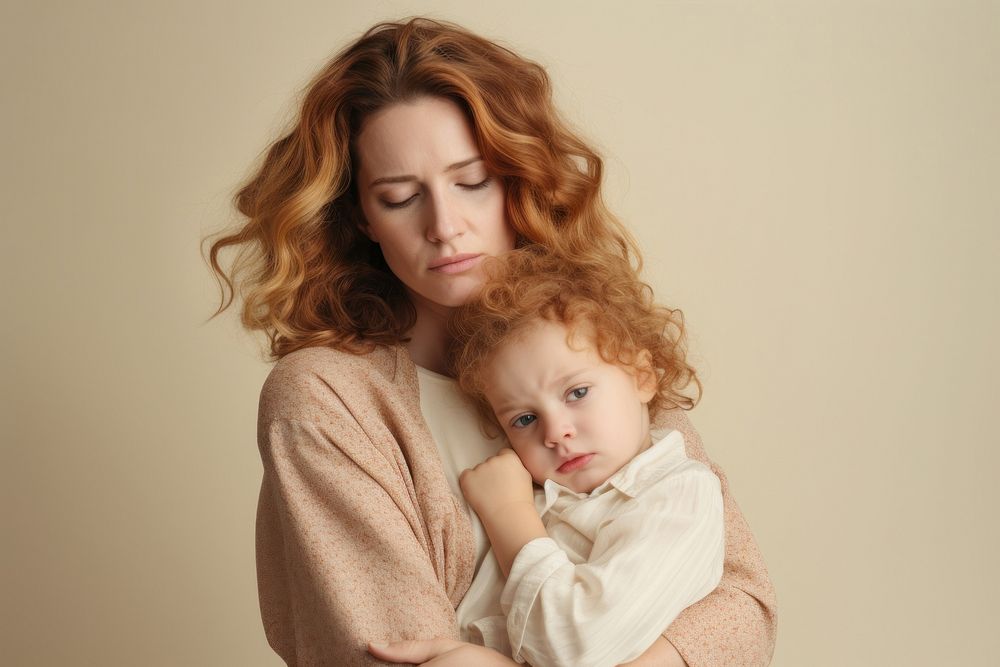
[544,419,576,448]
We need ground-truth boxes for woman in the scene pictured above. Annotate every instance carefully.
[208,18,776,667]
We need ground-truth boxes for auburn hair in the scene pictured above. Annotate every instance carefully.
[205,17,639,358]
[449,245,701,434]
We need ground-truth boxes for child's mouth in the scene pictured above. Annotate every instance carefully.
[557,453,595,474]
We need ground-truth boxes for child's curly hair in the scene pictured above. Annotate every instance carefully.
[449,245,701,434]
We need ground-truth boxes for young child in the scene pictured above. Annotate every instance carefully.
[449,246,725,667]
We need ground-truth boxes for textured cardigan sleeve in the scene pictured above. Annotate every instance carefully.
[657,409,778,667]
[254,346,475,666]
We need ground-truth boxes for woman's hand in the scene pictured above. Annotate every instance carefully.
[617,637,688,667]
[459,447,534,521]
[368,638,517,666]
[367,636,686,666]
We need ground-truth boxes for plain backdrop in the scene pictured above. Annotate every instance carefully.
[3,1,998,665]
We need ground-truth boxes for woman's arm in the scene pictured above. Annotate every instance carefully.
[255,348,474,665]
[658,409,778,667]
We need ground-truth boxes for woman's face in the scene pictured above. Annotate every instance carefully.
[355,96,516,313]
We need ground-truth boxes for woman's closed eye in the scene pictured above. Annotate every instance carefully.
[380,193,418,210]
[458,176,492,191]
[379,177,490,209]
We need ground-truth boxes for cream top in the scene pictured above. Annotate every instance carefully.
[415,365,503,571]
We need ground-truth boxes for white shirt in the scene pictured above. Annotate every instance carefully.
[459,429,725,667]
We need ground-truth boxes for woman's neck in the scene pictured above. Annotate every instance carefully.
[404,296,455,377]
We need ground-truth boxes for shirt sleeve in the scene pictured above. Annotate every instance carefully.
[659,409,778,667]
[500,466,725,667]
[255,355,469,666]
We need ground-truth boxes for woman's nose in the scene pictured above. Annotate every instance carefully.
[425,192,464,243]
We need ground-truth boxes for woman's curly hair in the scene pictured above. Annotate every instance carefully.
[449,245,701,434]
[205,17,639,358]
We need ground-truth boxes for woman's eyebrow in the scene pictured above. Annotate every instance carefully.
[368,156,482,187]
[445,156,482,172]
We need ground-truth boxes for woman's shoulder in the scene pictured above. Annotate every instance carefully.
[258,344,414,422]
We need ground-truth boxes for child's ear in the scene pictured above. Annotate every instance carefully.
[634,350,657,403]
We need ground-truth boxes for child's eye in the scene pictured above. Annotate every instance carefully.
[567,387,589,402]
[511,414,537,428]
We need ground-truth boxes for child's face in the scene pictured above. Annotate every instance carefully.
[482,318,656,493]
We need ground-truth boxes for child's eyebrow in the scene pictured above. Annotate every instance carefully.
[491,369,592,417]
[554,369,590,388]
[490,399,523,418]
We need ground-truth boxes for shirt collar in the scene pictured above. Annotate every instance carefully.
[538,429,687,513]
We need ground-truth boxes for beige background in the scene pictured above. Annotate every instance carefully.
[4,1,998,665]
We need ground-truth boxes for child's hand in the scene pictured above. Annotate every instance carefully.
[459,448,535,520]
[460,448,548,577]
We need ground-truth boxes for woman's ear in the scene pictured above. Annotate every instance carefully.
[634,350,657,403]
[357,215,378,243]
[349,198,378,243]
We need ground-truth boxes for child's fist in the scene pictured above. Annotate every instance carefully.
[459,448,534,518]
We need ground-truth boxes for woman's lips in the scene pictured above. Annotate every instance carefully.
[428,253,482,274]
[557,453,595,474]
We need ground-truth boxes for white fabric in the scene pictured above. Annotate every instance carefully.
[416,365,503,571]
[460,429,725,667]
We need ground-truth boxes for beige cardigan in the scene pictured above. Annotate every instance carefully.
[256,345,776,666]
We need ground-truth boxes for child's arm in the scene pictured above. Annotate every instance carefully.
[459,448,547,577]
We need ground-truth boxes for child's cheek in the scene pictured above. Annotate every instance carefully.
[523,456,546,486]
